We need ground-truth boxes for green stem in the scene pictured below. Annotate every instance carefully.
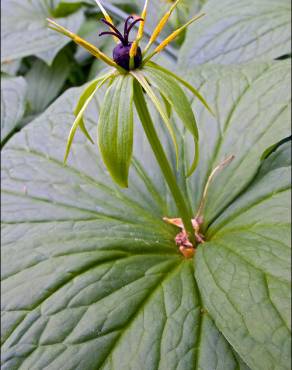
[133,81,194,242]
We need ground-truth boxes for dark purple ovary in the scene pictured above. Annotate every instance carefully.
[113,43,142,70]
[99,16,144,71]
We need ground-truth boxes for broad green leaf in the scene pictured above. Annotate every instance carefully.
[260,136,291,160]
[179,0,291,67]
[1,62,290,370]
[182,61,291,226]
[1,59,21,76]
[1,76,27,145]
[98,74,134,188]
[51,0,85,17]
[143,64,199,175]
[1,85,251,370]
[195,142,291,370]
[1,0,84,65]
[25,52,71,113]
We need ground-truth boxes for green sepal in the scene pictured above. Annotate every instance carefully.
[146,61,214,116]
[73,71,114,141]
[131,70,179,168]
[64,72,113,162]
[98,74,134,188]
[144,65,199,175]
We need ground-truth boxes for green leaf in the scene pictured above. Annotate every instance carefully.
[1,59,21,76]
[1,0,84,65]
[1,85,252,370]
[179,0,291,67]
[1,76,27,145]
[98,74,134,188]
[260,136,291,160]
[195,142,291,370]
[182,61,291,226]
[2,61,290,369]
[51,0,84,17]
[25,52,71,113]
[131,70,179,167]
[143,64,200,175]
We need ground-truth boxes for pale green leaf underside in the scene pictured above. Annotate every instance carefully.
[1,76,27,144]
[1,62,290,369]
[182,61,291,226]
[179,0,291,67]
[25,52,71,113]
[1,0,84,65]
[1,59,21,76]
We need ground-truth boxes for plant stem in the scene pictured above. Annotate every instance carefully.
[133,81,194,242]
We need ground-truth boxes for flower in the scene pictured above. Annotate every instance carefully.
[99,16,143,70]
[47,0,211,188]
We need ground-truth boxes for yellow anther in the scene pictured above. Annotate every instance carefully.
[129,41,138,70]
[137,0,148,41]
[95,0,113,24]
[47,19,119,68]
[130,42,138,58]
[144,0,182,53]
[143,13,205,63]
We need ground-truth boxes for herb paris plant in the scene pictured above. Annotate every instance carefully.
[2,0,290,368]
[48,0,212,249]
